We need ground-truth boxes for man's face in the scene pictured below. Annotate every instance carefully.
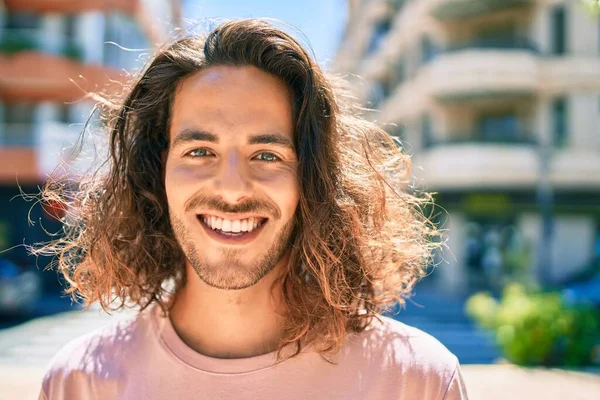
[165,65,299,290]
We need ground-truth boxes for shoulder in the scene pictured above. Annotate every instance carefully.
[364,315,459,370]
[40,306,159,399]
[341,315,465,398]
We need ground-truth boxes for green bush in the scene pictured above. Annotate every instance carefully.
[0,31,38,55]
[466,283,600,366]
[62,42,84,61]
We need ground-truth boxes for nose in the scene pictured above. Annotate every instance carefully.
[214,150,253,204]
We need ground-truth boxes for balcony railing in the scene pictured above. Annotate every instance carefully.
[0,29,84,61]
[431,0,532,20]
[445,37,538,53]
[0,123,37,147]
[412,36,537,67]
[424,132,538,149]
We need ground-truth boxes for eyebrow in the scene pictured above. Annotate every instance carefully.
[172,129,218,148]
[172,129,294,150]
[248,133,294,150]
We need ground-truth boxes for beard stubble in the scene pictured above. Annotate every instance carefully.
[170,212,295,290]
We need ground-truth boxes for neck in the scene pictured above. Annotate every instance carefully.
[169,258,288,359]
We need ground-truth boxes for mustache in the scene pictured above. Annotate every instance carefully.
[184,193,281,219]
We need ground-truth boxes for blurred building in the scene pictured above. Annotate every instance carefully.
[0,0,180,287]
[335,0,600,295]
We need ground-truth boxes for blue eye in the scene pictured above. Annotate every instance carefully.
[186,148,213,158]
[255,152,280,162]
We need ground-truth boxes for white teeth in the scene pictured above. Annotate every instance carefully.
[222,219,232,232]
[202,216,264,233]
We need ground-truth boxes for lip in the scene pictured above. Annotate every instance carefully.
[196,212,269,221]
[197,215,267,245]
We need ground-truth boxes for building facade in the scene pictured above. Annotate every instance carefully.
[0,0,180,288]
[335,0,600,295]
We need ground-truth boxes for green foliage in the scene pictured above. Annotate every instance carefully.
[580,0,600,15]
[466,283,600,366]
[62,42,84,61]
[0,31,83,61]
[0,31,38,55]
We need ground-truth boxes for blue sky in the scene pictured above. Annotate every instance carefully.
[182,0,348,69]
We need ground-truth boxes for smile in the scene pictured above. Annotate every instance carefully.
[197,214,268,244]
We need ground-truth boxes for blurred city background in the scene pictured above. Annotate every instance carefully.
[0,0,599,398]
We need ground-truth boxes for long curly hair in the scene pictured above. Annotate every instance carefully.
[35,19,444,360]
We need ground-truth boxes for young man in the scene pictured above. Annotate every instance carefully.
[38,19,468,399]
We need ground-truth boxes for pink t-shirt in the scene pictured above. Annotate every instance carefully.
[39,304,469,399]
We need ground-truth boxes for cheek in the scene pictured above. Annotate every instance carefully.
[165,163,211,210]
[253,167,299,217]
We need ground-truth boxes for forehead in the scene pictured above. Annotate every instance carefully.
[169,65,294,142]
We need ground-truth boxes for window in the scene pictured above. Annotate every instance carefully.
[388,123,406,142]
[5,12,40,30]
[64,15,77,37]
[464,217,523,291]
[0,220,10,253]
[552,97,568,147]
[421,114,433,148]
[2,103,36,146]
[595,220,600,262]
[477,22,521,49]
[420,36,436,64]
[368,75,394,108]
[368,82,385,108]
[394,59,405,86]
[57,104,71,124]
[551,5,567,55]
[367,18,392,55]
[103,13,149,69]
[388,0,405,11]
[478,111,519,143]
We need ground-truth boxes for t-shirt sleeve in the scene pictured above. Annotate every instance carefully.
[442,361,469,400]
[38,388,48,400]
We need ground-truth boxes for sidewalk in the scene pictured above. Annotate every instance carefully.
[1,309,599,399]
[461,364,600,399]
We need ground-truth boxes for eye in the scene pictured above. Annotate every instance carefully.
[185,148,214,158]
[254,152,281,162]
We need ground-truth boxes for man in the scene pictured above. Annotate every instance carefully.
[38,19,468,399]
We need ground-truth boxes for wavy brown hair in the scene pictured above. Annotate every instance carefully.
[35,19,444,360]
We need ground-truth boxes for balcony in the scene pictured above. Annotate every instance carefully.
[445,37,538,53]
[379,37,541,119]
[0,147,39,184]
[0,53,125,102]
[413,134,539,190]
[425,133,537,148]
[4,0,180,46]
[4,0,137,14]
[0,121,83,183]
[0,29,125,102]
[0,29,84,61]
[37,121,82,177]
[423,46,538,102]
[551,150,600,189]
[413,134,600,190]
[429,0,532,20]
[0,123,37,147]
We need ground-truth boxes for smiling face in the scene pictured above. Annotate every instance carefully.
[165,65,299,290]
